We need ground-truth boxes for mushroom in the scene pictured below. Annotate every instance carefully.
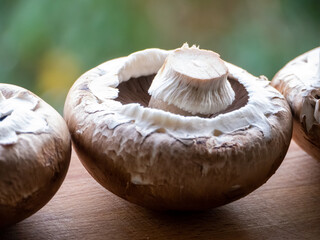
[0,84,71,227]
[271,47,320,161]
[64,44,292,210]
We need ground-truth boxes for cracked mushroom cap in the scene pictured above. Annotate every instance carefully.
[0,84,71,227]
[64,44,292,210]
[271,47,320,161]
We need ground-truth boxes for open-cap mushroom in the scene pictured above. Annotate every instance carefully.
[0,84,71,227]
[64,44,292,210]
[271,47,320,161]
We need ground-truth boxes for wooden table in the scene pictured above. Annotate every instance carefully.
[1,141,319,240]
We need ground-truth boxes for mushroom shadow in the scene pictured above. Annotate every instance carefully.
[126,206,248,240]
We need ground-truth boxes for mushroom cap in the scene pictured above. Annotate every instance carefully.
[271,47,320,161]
[0,84,71,227]
[64,48,292,210]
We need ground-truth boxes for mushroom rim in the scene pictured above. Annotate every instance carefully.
[272,47,320,90]
[73,48,288,140]
[0,84,51,146]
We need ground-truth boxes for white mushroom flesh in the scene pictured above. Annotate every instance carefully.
[0,91,48,145]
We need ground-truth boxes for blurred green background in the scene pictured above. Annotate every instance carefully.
[1,0,319,113]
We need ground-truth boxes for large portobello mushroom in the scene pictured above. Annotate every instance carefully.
[64,44,292,210]
[0,84,71,227]
[271,47,320,161]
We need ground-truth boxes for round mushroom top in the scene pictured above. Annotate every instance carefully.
[69,47,287,141]
[165,44,228,81]
[272,47,320,131]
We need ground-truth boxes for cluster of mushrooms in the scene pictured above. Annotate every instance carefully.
[1,44,319,226]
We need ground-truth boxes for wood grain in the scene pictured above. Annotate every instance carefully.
[1,141,319,240]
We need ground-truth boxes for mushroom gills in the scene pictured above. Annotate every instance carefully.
[116,76,248,118]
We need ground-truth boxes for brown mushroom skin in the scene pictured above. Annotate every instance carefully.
[64,67,292,210]
[0,84,71,228]
[271,47,320,161]
[68,119,291,210]
[292,117,320,160]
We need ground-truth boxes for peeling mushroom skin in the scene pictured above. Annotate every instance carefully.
[0,84,71,227]
[65,45,292,210]
[271,47,320,161]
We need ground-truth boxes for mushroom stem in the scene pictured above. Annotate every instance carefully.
[148,43,235,116]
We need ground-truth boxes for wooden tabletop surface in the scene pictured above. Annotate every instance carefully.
[1,141,319,240]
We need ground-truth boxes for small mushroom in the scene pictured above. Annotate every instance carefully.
[271,47,320,160]
[0,84,71,227]
[64,44,292,210]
